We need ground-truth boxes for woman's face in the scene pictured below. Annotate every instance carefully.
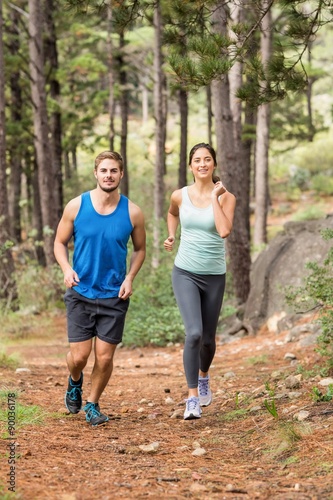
[189,148,215,180]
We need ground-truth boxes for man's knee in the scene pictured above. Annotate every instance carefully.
[69,346,91,368]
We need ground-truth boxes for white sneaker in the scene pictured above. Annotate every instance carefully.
[184,396,202,420]
[198,375,212,407]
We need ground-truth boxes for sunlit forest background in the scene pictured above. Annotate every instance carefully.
[1,0,333,348]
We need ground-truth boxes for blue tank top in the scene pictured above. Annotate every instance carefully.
[174,187,226,275]
[72,192,133,299]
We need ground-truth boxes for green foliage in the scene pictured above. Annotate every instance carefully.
[124,263,184,346]
[15,263,65,312]
[290,205,326,221]
[286,230,333,369]
[311,384,333,402]
[218,408,248,421]
[311,174,333,196]
[264,382,279,419]
[0,352,19,370]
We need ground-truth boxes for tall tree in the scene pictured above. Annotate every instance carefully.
[211,1,251,303]
[28,0,57,266]
[7,5,23,243]
[43,0,63,222]
[253,0,272,247]
[0,0,18,309]
[106,0,115,151]
[152,0,166,268]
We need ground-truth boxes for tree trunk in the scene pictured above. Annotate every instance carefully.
[178,88,188,188]
[43,0,63,222]
[306,42,315,142]
[211,1,251,304]
[0,0,18,309]
[107,0,115,151]
[28,0,57,266]
[7,6,23,243]
[253,0,272,248]
[152,0,166,269]
[119,31,129,196]
[206,85,213,146]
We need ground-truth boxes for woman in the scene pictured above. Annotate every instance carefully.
[164,143,236,420]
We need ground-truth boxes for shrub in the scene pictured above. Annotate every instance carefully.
[286,229,333,372]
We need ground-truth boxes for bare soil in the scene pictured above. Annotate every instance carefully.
[1,312,333,500]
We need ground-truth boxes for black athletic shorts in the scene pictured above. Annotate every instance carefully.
[64,288,129,345]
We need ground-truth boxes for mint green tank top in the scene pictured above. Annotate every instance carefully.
[174,186,226,275]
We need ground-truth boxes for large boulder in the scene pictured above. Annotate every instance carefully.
[243,213,333,334]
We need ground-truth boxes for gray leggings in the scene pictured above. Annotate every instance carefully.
[172,266,226,388]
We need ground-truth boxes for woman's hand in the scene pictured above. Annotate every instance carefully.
[164,236,175,252]
[211,181,226,199]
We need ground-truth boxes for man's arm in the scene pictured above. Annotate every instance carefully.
[54,196,81,288]
[118,202,146,299]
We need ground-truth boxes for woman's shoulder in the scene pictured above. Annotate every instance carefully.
[170,187,184,204]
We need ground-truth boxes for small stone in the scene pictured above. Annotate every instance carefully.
[139,442,159,453]
[192,447,206,456]
[318,377,333,387]
[293,410,310,421]
[285,375,301,389]
[284,353,297,360]
[170,409,183,419]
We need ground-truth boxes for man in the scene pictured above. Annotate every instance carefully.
[54,151,146,426]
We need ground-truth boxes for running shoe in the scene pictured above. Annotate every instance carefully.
[65,373,83,414]
[184,396,202,420]
[198,375,212,407]
[84,402,109,426]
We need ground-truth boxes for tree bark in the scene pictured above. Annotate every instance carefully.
[43,0,63,222]
[178,88,188,188]
[28,0,57,266]
[152,0,166,269]
[253,0,272,248]
[7,6,23,243]
[107,0,115,151]
[211,1,251,304]
[0,0,18,309]
[119,30,129,196]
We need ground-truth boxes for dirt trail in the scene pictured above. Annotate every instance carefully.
[1,314,333,499]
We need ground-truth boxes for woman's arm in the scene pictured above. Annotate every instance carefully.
[164,189,181,252]
[211,182,236,238]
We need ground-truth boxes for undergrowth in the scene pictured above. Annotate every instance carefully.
[286,228,333,373]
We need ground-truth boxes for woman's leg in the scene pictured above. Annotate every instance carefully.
[172,267,203,391]
[200,274,226,373]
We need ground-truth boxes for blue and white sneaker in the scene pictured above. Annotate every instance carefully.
[84,402,109,426]
[198,375,212,407]
[65,373,83,414]
[184,396,202,420]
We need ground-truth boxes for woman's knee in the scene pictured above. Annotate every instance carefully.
[185,330,202,347]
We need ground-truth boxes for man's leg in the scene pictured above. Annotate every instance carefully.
[83,339,117,426]
[65,340,92,414]
[87,338,117,403]
[67,339,92,381]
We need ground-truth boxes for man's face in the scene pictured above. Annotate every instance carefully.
[94,158,124,193]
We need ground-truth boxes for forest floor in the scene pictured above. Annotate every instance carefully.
[1,312,333,500]
[1,193,333,500]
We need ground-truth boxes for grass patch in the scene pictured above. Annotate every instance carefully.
[0,352,20,370]
[290,205,326,221]
[246,354,269,365]
[218,408,248,421]
[0,390,48,438]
